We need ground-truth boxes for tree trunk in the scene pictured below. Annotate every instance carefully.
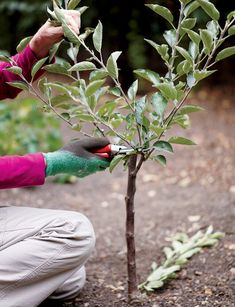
[125,154,138,299]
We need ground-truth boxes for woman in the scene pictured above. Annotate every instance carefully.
[0,10,110,307]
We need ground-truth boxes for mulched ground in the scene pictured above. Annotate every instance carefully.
[1,85,235,306]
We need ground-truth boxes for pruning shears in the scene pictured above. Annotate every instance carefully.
[92,144,134,158]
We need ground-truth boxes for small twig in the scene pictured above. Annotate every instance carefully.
[64,0,80,80]
[168,3,185,80]
[133,154,145,176]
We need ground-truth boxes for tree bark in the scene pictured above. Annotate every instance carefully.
[125,154,138,299]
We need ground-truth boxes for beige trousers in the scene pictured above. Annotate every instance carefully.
[0,206,95,307]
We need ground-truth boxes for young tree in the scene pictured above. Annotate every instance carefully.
[4,0,235,301]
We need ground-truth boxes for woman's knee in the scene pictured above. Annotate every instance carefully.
[64,211,96,256]
[38,210,96,260]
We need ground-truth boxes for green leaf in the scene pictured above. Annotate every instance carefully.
[75,113,94,122]
[228,25,235,36]
[178,105,204,115]
[31,57,48,79]
[189,42,199,60]
[109,87,121,97]
[50,94,70,107]
[85,79,105,97]
[163,247,174,260]
[197,0,220,20]
[0,54,11,63]
[181,18,197,30]
[60,112,70,120]
[210,232,224,240]
[44,63,71,75]
[45,82,72,95]
[175,258,188,265]
[145,39,169,61]
[71,123,81,131]
[53,0,62,9]
[177,60,192,76]
[200,29,213,55]
[171,114,190,129]
[78,6,88,15]
[151,155,167,166]
[16,36,32,53]
[38,77,48,95]
[183,60,193,74]
[54,6,80,44]
[151,92,167,120]
[5,66,22,75]
[68,0,81,9]
[109,155,123,172]
[153,140,173,153]
[184,1,200,17]
[6,81,29,91]
[150,125,165,137]
[69,61,96,72]
[145,4,174,25]
[157,82,178,100]
[175,46,192,63]
[135,96,146,124]
[134,69,160,85]
[106,51,122,79]
[187,74,196,88]
[227,10,235,21]
[163,30,177,47]
[216,46,235,62]
[93,21,103,53]
[168,136,196,145]
[47,7,58,21]
[127,80,138,100]
[50,41,62,62]
[98,101,117,117]
[180,247,201,259]
[146,280,164,290]
[182,28,201,45]
[207,20,219,37]
[89,69,108,81]
[110,117,123,129]
[193,69,216,81]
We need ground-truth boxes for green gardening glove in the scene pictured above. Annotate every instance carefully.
[44,138,111,178]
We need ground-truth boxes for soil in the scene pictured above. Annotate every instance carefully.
[1,85,235,307]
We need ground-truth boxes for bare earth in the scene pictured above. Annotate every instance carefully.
[1,86,235,307]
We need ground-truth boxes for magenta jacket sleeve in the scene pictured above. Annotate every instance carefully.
[0,45,39,100]
[0,46,48,188]
[0,153,46,189]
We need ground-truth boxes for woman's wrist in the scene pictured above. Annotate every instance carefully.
[29,37,51,59]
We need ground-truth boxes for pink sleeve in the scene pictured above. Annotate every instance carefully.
[0,45,39,100]
[0,153,46,189]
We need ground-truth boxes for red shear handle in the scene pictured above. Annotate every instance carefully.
[91,144,111,158]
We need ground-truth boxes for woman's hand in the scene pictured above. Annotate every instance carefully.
[29,10,80,59]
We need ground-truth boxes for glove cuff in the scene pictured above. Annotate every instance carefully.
[44,151,75,177]
[44,152,59,177]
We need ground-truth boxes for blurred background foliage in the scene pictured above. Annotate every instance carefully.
[0,97,62,155]
[0,0,235,85]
